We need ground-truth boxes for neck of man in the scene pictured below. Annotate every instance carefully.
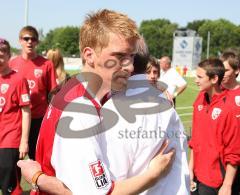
[206,85,222,102]
[222,80,239,90]
[22,52,38,60]
[81,67,110,102]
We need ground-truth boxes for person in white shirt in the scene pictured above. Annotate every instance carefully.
[100,37,190,195]
[159,56,187,107]
[17,10,176,195]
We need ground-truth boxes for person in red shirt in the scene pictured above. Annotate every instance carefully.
[0,38,31,194]
[220,50,240,192]
[9,26,57,160]
[188,58,240,195]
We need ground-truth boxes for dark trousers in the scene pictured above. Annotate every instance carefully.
[0,148,19,195]
[191,179,239,195]
[28,117,43,160]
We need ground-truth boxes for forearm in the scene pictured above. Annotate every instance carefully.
[112,171,157,195]
[222,164,237,187]
[38,171,156,195]
[21,106,31,144]
[37,174,72,195]
[175,84,187,97]
[189,149,194,171]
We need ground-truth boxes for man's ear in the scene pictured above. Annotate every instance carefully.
[235,68,239,76]
[82,47,95,67]
[211,75,219,85]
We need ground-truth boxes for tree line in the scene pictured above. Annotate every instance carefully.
[32,19,240,59]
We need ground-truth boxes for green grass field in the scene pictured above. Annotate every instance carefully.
[176,77,199,135]
[0,75,198,194]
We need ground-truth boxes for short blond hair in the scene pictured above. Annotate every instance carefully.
[80,9,139,63]
[19,26,39,40]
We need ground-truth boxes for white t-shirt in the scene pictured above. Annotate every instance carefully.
[159,68,187,95]
[100,74,190,195]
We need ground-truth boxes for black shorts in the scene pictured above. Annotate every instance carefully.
[28,117,43,160]
[191,178,239,195]
[0,148,19,194]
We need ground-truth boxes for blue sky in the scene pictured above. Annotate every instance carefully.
[1,0,240,48]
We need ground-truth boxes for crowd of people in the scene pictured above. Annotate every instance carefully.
[0,8,239,195]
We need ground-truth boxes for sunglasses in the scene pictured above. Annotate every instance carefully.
[22,36,38,42]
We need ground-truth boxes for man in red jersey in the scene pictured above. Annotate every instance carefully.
[9,26,57,160]
[189,58,240,195]
[220,50,240,192]
[0,38,31,194]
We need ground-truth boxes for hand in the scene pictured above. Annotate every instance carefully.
[164,91,174,105]
[19,141,29,159]
[17,159,42,184]
[218,184,231,195]
[189,169,196,191]
[148,140,175,181]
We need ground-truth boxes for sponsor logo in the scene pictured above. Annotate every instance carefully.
[21,94,30,103]
[34,69,43,78]
[89,160,109,189]
[27,80,36,89]
[0,107,2,112]
[235,96,240,107]
[211,108,222,120]
[236,114,240,118]
[0,96,6,106]
[198,105,203,111]
[0,84,9,94]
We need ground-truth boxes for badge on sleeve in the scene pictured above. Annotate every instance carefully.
[235,96,240,107]
[21,94,30,103]
[89,160,109,189]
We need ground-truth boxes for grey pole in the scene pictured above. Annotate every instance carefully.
[206,31,210,58]
[24,0,29,26]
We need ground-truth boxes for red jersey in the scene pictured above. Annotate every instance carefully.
[226,87,240,110]
[189,90,240,188]
[0,70,30,148]
[9,55,57,118]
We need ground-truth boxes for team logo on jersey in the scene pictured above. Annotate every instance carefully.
[0,97,6,106]
[0,84,9,94]
[198,105,203,111]
[21,94,30,103]
[89,160,109,189]
[27,80,36,89]
[34,69,43,78]
[211,108,222,120]
[235,96,240,107]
